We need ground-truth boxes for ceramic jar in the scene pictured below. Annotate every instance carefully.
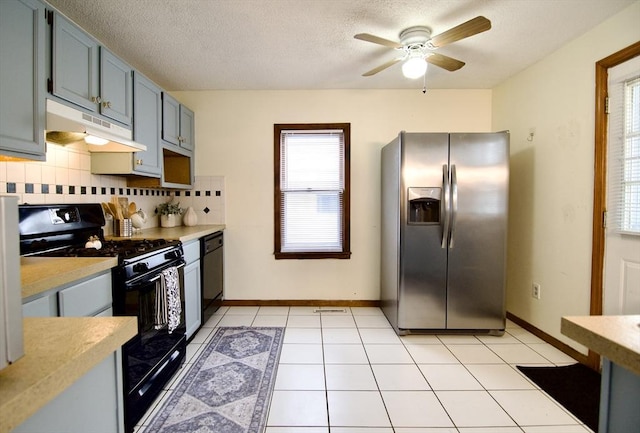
[183,206,197,226]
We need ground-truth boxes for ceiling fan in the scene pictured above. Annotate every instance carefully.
[354,16,491,79]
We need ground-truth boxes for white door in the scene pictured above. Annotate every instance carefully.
[604,56,640,315]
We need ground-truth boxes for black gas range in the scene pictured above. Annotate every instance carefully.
[19,203,187,433]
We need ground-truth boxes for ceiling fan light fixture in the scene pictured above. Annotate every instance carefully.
[402,56,427,79]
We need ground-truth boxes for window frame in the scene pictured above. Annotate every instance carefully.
[608,72,640,235]
[274,123,351,259]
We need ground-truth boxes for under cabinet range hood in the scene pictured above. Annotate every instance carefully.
[45,99,146,153]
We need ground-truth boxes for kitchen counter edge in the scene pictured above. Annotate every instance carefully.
[0,316,137,433]
[561,315,640,375]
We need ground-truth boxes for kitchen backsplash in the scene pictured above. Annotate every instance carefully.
[0,143,224,228]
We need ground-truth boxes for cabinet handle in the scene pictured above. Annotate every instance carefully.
[91,96,102,104]
[136,159,143,165]
[102,101,112,109]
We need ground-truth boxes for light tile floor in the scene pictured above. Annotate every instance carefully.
[135,306,594,433]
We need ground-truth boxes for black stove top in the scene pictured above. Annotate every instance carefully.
[40,238,180,259]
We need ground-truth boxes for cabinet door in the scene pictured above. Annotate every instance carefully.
[100,48,133,126]
[132,72,161,176]
[184,260,202,340]
[161,92,180,146]
[0,0,46,161]
[52,13,99,112]
[58,272,112,317]
[14,352,124,433]
[23,293,58,317]
[179,104,195,151]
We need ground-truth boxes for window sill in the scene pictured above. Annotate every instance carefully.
[275,251,352,260]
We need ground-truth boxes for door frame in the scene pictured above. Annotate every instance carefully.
[589,41,640,370]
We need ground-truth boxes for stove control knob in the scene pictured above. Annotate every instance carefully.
[133,262,149,273]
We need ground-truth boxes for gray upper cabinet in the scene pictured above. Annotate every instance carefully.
[52,13,99,111]
[179,104,195,151]
[0,0,46,161]
[52,13,132,126]
[99,48,133,125]
[162,92,195,152]
[132,72,162,176]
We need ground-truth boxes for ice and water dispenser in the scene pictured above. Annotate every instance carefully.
[408,187,441,224]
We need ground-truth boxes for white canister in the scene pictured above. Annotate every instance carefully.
[160,214,177,228]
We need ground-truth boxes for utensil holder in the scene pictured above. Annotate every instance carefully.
[114,219,132,237]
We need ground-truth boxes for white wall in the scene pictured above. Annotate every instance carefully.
[492,2,640,352]
[173,89,491,300]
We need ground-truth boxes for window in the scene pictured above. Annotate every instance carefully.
[609,73,640,234]
[274,123,351,259]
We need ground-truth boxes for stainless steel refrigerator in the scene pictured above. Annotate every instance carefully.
[381,132,509,335]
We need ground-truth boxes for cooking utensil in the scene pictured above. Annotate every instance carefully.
[118,197,129,218]
[108,202,122,220]
[101,202,113,217]
[128,202,137,216]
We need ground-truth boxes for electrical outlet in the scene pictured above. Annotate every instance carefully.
[532,283,541,300]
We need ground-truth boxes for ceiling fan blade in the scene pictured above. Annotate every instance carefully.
[429,16,491,48]
[425,53,465,71]
[354,33,402,49]
[362,58,402,76]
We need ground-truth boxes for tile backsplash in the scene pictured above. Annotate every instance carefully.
[0,143,224,228]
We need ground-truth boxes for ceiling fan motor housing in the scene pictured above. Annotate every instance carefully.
[399,26,432,46]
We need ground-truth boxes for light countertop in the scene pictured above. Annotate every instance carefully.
[107,224,225,243]
[21,256,117,300]
[561,315,640,375]
[0,316,137,433]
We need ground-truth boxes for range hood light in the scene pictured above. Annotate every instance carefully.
[84,135,109,145]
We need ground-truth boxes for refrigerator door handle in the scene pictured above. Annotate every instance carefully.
[441,164,450,248]
[449,164,458,249]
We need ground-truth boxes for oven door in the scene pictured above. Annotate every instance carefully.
[119,260,187,432]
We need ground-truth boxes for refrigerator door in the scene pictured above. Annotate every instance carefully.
[399,133,449,329]
[447,133,509,331]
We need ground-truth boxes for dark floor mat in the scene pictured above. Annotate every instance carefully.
[517,363,600,431]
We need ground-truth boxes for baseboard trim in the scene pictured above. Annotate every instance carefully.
[221,299,381,308]
[506,312,593,369]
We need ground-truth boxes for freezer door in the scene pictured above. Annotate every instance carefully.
[399,133,449,329]
[447,132,509,330]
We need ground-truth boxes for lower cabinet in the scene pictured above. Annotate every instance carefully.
[183,239,202,340]
[22,271,113,318]
[13,349,125,433]
[21,292,58,317]
[19,270,124,432]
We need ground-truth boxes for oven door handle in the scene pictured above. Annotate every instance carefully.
[148,262,186,283]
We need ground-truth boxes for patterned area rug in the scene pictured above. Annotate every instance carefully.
[146,327,284,433]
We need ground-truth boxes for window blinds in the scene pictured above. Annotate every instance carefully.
[608,71,640,234]
[280,130,345,252]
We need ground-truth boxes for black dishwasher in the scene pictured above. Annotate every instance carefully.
[201,232,223,317]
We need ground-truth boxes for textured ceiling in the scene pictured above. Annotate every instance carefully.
[46,0,637,91]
